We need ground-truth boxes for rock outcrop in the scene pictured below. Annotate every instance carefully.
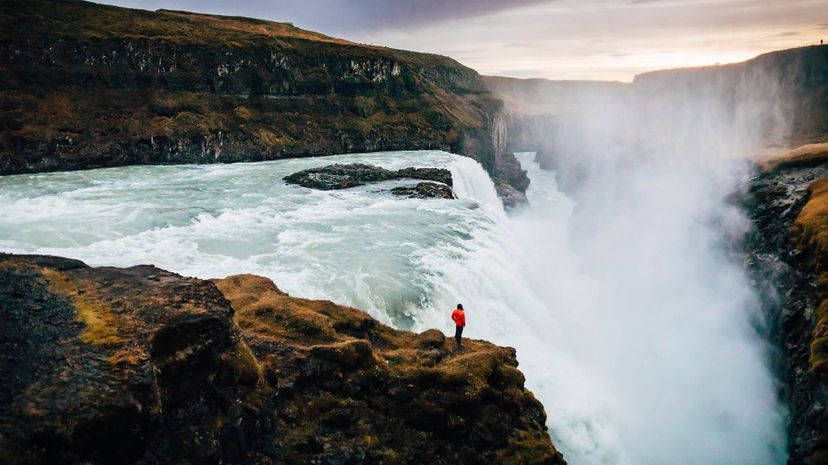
[0,0,529,207]
[0,254,565,465]
[390,182,454,199]
[744,146,828,465]
[284,163,452,192]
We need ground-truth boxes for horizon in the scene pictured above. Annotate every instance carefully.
[97,0,827,81]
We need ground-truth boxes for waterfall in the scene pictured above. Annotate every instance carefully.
[413,153,787,465]
[0,148,787,464]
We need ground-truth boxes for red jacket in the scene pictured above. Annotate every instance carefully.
[451,308,466,327]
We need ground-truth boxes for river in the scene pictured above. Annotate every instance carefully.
[0,149,786,464]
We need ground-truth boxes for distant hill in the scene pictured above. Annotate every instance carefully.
[485,45,828,150]
[482,76,628,117]
[634,45,828,146]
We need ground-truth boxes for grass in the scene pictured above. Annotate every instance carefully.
[791,178,828,376]
[759,142,828,172]
[0,0,498,173]
[211,272,563,462]
[0,0,352,47]
[41,267,123,346]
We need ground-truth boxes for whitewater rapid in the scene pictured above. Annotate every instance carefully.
[0,150,785,464]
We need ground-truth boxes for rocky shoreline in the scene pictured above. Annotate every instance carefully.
[0,254,565,465]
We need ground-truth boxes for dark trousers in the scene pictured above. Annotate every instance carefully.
[454,326,464,346]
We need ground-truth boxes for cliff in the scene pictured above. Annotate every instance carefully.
[0,253,565,464]
[487,47,828,464]
[634,45,828,147]
[743,146,828,465]
[485,45,828,167]
[0,0,527,203]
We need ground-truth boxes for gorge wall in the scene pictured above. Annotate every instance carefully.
[485,45,828,173]
[0,253,565,465]
[0,0,527,203]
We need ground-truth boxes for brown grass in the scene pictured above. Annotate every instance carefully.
[759,142,828,172]
[1,0,354,47]
[791,177,828,375]
[41,268,123,346]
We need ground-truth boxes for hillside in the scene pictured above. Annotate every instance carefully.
[0,0,527,202]
[0,253,565,464]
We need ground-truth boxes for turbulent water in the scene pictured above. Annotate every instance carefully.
[0,149,785,464]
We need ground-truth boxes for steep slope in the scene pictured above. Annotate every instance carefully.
[745,147,828,465]
[0,253,565,465]
[0,0,527,202]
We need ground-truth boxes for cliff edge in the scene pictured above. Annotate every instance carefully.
[0,254,565,465]
[745,146,828,465]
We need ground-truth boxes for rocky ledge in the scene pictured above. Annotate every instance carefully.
[391,182,454,199]
[284,163,454,199]
[743,143,828,465]
[0,254,565,465]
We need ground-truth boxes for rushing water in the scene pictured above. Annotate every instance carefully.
[0,150,785,464]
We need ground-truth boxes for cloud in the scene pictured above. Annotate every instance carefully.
[769,31,800,37]
[100,0,828,80]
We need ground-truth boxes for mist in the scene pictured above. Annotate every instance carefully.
[499,60,794,463]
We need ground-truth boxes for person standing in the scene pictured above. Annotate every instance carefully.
[451,304,466,348]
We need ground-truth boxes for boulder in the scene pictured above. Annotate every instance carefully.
[283,163,397,190]
[284,163,454,194]
[390,182,454,199]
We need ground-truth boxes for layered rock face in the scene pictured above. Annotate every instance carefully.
[744,147,828,465]
[0,0,528,204]
[0,254,565,465]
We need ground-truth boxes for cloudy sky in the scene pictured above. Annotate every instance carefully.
[103,0,828,81]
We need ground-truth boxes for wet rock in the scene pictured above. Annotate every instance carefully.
[743,160,828,465]
[492,152,530,209]
[496,183,529,210]
[0,255,259,465]
[395,167,453,186]
[284,163,453,192]
[390,182,454,199]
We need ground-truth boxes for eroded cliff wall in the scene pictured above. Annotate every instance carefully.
[0,0,528,202]
[745,147,828,465]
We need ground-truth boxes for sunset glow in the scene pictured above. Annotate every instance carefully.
[105,0,828,80]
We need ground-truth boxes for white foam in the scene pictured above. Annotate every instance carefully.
[0,148,785,464]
